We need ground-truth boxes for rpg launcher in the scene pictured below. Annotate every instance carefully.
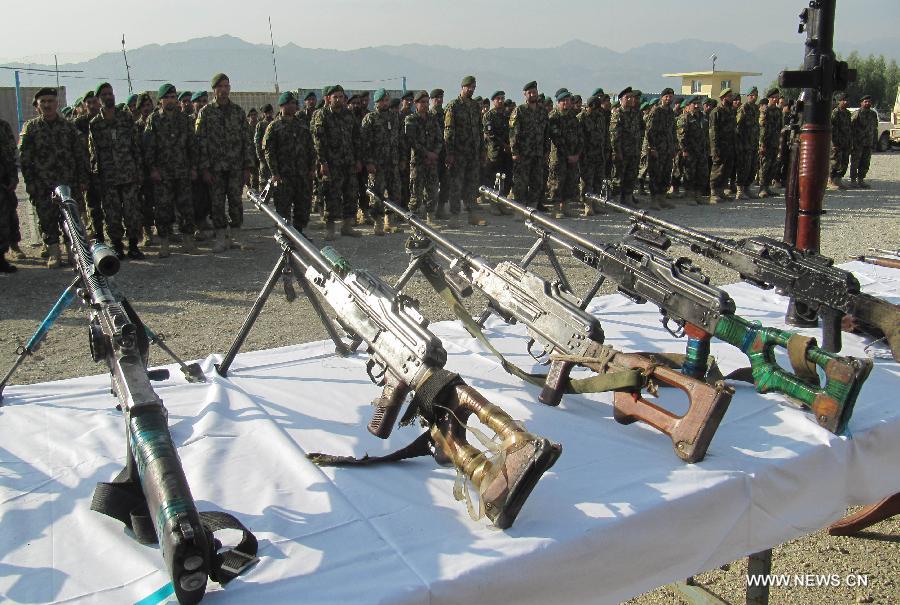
[373,190,733,463]
[217,185,561,529]
[596,195,900,362]
[481,186,873,435]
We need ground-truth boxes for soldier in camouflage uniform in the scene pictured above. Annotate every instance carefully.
[546,89,583,218]
[397,90,415,213]
[444,75,487,228]
[699,98,715,196]
[509,81,548,213]
[361,88,403,235]
[302,91,317,123]
[144,83,198,257]
[73,91,104,240]
[735,87,760,199]
[19,88,88,268]
[0,116,19,272]
[675,96,704,204]
[189,91,212,236]
[482,90,512,209]
[849,94,878,189]
[429,89,449,218]
[405,91,443,223]
[352,92,374,227]
[829,92,851,190]
[311,84,363,240]
[644,88,677,210]
[179,91,192,114]
[89,83,146,259]
[247,107,260,190]
[758,88,782,198]
[254,104,275,189]
[195,73,253,252]
[637,97,654,196]
[610,87,643,205]
[708,88,736,204]
[578,95,607,215]
[134,93,157,246]
[263,91,315,232]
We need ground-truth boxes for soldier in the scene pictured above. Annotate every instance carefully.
[610,87,643,205]
[405,90,443,224]
[303,91,317,123]
[578,95,607,215]
[676,96,705,204]
[247,107,260,190]
[546,89,583,218]
[74,90,104,240]
[262,91,315,232]
[189,90,212,236]
[179,91,193,114]
[708,88,736,204]
[310,84,363,241]
[125,93,138,117]
[0,116,19,272]
[89,82,146,259]
[360,88,403,235]
[735,87,760,199]
[758,88,782,198]
[444,75,487,227]
[644,87,677,210]
[254,104,275,190]
[397,90,415,213]
[195,73,253,252]
[509,81,548,214]
[829,92,851,190]
[429,88,449,217]
[849,94,878,189]
[144,83,198,257]
[482,90,512,207]
[134,92,157,246]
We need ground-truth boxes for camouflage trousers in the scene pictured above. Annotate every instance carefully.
[736,147,759,187]
[830,144,849,178]
[710,153,735,191]
[357,168,370,214]
[446,152,480,215]
[849,146,872,181]
[680,153,706,193]
[547,158,581,203]
[400,151,411,209]
[580,154,606,199]
[437,152,449,210]
[613,153,640,197]
[485,153,513,195]
[274,175,312,230]
[140,178,155,232]
[28,185,62,245]
[192,178,211,227]
[102,181,143,243]
[0,187,19,253]
[648,152,675,195]
[323,164,359,222]
[84,176,104,240]
[258,161,271,189]
[758,147,779,187]
[250,159,261,191]
[209,170,244,230]
[367,163,402,217]
[511,156,546,209]
[410,161,440,214]
[153,178,195,238]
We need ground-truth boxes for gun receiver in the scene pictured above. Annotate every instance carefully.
[482,186,873,435]
[597,195,900,362]
[375,190,733,463]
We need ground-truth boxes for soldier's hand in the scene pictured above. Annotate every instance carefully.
[150,168,162,183]
[366,163,376,175]
[203,169,215,185]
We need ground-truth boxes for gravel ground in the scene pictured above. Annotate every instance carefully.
[2,152,899,604]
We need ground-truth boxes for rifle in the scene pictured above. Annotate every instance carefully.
[217,185,561,529]
[44,186,257,605]
[374,190,733,463]
[481,186,873,435]
[855,256,900,270]
[595,195,900,362]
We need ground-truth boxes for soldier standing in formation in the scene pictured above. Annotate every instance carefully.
[734,87,760,199]
[444,75,487,228]
[429,89,449,218]
[829,92,851,190]
[849,94,878,189]
[361,88,403,235]
[509,81,548,215]
[405,90,444,223]
[254,104,275,190]
[546,89,583,218]
[644,87,677,210]
[610,87,643,206]
[676,96,705,204]
[758,88,782,198]
[73,91,104,240]
[247,107,260,190]
[0,115,20,272]
[578,94,607,215]
[708,88,736,204]
[482,90,512,203]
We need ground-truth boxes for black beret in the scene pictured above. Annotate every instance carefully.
[32,87,57,105]
[703,98,717,107]
[401,90,414,100]
[304,91,317,101]
[261,103,274,113]
[587,95,602,108]
[618,86,632,99]
[389,97,401,108]
[490,90,505,100]
[430,88,444,98]
[83,90,95,100]
[859,94,873,102]
[660,87,674,96]
[572,94,582,103]
[523,80,538,92]
[766,88,780,98]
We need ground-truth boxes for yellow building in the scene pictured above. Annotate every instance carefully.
[662,70,762,99]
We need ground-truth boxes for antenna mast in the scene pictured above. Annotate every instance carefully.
[268,16,280,94]
[121,34,133,94]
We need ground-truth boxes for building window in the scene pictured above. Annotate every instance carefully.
[720,80,732,90]
[691,80,702,93]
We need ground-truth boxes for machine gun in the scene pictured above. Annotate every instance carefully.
[481,186,873,435]
[216,185,561,529]
[374,190,732,463]
[596,195,900,362]
[33,186,256,605]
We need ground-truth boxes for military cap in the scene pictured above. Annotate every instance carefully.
[94,82,112,96]
[554,88,569,99]
[190,90,207,102]
[746,86,758,96]
[703,98,717,107]
[331,84,345,94]
[157,82,176,98]
[555,89,572,102]
[631,89,643,99]
[660,87,674,96]
[83,90,95,100]
[461,75,476,86]
[733,93,741,101]
[504,99,516,107]
[765,87,780,98]
[304,91,317,101]
[473,96,483,103]
[591,87,604,97]
[136,92,151,107]
[278,91,297,106]
[61,106,73,116]
[572,94,582,103]
[116,102,126,110]
[617,86,632,99]
[679,97,690,109]
[322,85,334,96]
[587,95,602,108]
[261,103,273,113]
[373,88,387,102]
[347,94,359,103]
[719,87,733,99]
[74,96,84,107]
[758,97,768,105]
[248,107,258,114]
[126,93,138,105]
[490,90,505,100]
[523,81,538,92]
[414,90,429,103]
[859,94,873,102]
[430,88,444,98]
[178,90,192,101]
[639,101,649,111]
[835,92,848,101]
[210,72,229,88]
[401,90,414,100]
[481,98,489,105]
[648,97,659,106]
[389,97,401,109]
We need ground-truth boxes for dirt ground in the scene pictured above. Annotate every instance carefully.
[2,152,899,604]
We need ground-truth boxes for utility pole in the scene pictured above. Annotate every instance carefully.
[14,70,24,133]
[121,34,133,94]
[268,16,280,94]
[54,54,60,90]
[401,76,407,94]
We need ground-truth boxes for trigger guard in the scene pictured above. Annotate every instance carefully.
[527,338,551,365]
[366,359,387,386]
[662,316,686,338]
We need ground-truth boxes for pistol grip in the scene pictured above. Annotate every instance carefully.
[368,381,409,439]
[539,359,575,406]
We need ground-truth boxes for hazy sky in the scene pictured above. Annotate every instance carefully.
[1,0,897,63]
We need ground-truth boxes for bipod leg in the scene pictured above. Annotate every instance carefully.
[216,252,289,376]
[144,327,207,383]
[543,241,572,292]
[288,256,351,357]
[578,272,607,311]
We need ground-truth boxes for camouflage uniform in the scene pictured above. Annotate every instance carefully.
[0,118,19,257]
[405,110,443,214]
[254,116,273,186]
[830,105,851,180]
[758,103,782,189]
[676,110,706,195]
[735,100,760,190]
[263,113,315,229]
[849,107,878,184]
[609,104,642,199]
[430,104,449,212]
[398,104,414,209]
[195,99,253,230]
[509,103,548,208]
[144,106,197,238]
[74,112,104,237]
[699,107,712,195]
[644,103,676,196]
[708,103,736,194]
[443,95,482,215]
[578,107,607,198]
[360,106,402,216]
[311,105,361,222]
[546,107,583,204]
[483,107,512,195]
[135,113,156,237]
[89,108,144,243]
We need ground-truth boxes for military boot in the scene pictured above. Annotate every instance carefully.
[9,244,26,260]
[385,214,404,233]
[735,187,749,200]
[340,217,362,237]
[582,202,595,217]
[46,244,62,269]
[211,231,228,253]
[833,177,848,190]
[324,222,337,241]
[142,228,157,247]
[746,186,759,199]
[858,179,871,189]
[181,233,197,254]
[758,186,774,198]
[127,239,146,260]
[373,217,385,236]
[708,190,724,205]
[112,240,126,259]
[157,237,170,258]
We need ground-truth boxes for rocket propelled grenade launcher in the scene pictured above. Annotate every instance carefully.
[375,190,733,463]
[481,186,873,435]
[595,194,900,362]
[224,185,561,529]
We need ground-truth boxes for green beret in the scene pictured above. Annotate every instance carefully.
[555,90,572,102]
[679,97,690,109]
[587,95,602,108]
[322,86,333,96]
[414,90,429,103]
[278,91,297,106]
[304,91,317,101]
[73,96,84,107]
[719,87,733,99]
[331,84,345,94]
[640,101,649,111]
[190,90,207,102]
[178,90,192,101]
[554,88,569,99]
[461,75,476,87]
[126,93,138,105]
[859,94,873,102]
[83,90,95,100]
[472,96,483,103]
[210,72,229,88]
[747,86,758,95]
[660,87,674,96]
[94,82,112,96]
[490,90,505,100]
[157,82,176,98]
[373,88,387,102]
[61,106,73,116]
[766,88,779,98]
[430,88,444,98]
[618,86,632,99]
[261,103,273,113]
[591,87,604,97]
[523,81,538,92]
[401,90,414,100]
